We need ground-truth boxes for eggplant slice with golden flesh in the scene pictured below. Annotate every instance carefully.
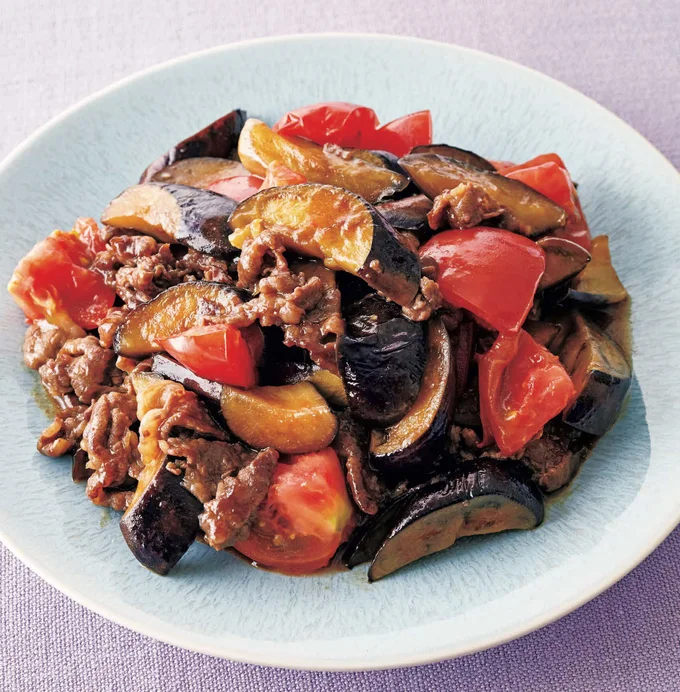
[237,119,409,204]
[102,183,237,256]
[120,457,203,575]
[368,458,545,581]
[338,294,426,426]
[114,282,246,358]
[369,317,454,482]
[149,157,249,188]
[559,312,632,435]
[399,153,567,237]
[140,108,246,183]
[228,184,422,306]
[536,236,591,291]
[219,381,338,454]
[558,235,628,306]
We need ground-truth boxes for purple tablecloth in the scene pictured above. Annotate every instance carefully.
[1,1,678,689]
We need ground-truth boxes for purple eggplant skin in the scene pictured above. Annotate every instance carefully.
[338,301,426,426]
[151,354,223,402]
[368,458,545,581]
[559,314,632,436]
[369,318,454,483]
[120,460,203,575]
[375,195,433,235]
[140,109,246,183]
[410,144,495,172]
[71,449,92,483]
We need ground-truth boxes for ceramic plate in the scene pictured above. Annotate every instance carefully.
[1,34,678,671]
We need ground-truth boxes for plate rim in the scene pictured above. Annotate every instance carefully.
[1,32,679,672]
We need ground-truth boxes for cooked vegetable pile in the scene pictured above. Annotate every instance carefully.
[8,102,632,580]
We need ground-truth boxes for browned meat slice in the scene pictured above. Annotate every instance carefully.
[37,404,90,457]
[81,390,141,508]
[22,320,80,370]
[522,422,594,492]
[39,335,123,403]
[427,182,504,230]
[199,447,279,550]
[333,413,382,515]
[402,276,442,322]
[164,437,254,503]
[92,234,234,309]
[98,307,131,349]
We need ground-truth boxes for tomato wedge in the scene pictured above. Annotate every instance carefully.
[503,154,591,250]
[234,448,355,573]
[160,324,260,388]
[419,228,545,334]
[8,219,115,330]
[365,110,433,158]
[478,329,576,456]
[273,102,379,149]
[272,102,432,156]
[207,175,263,202]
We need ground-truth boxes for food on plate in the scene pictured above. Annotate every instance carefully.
[9,103,632,579]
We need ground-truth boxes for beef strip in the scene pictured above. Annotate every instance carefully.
[333,413,382,515]
[427,182,504,230]
[164,437,254,503]
[37,404,90,457]
[23,320,80,370]
[402,276,442,322]
[92,234,234,309]
[522,421,595,492]
[98,306,130,349]
[38,335,123,403]
[199,447,279,550]
[81,389,141,509]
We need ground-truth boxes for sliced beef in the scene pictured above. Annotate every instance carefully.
[37,404,90,457]
[23,321,79,370]
[199,447,279,550]
[81,390,141,508]
[522,421,595,493]
[427,182,504,230]
[402,276,442,322]
[333,413,382,515]
[39,335,123,403]
[165,437,254,503]
[98,307,130,349]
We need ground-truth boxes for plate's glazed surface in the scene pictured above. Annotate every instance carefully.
[0,34,678,671]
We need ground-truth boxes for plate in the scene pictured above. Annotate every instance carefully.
[0,34,678,671]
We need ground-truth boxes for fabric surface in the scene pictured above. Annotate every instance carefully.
[1,1,678,690]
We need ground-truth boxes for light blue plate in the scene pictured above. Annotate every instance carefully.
[0,34,678,671]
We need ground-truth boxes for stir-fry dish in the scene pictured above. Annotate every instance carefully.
[8,103,632,580]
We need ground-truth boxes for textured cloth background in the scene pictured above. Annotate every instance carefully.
[1,1,679,690]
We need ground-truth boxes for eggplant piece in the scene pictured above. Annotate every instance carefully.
[307,369,348,408]
[342,490,417,568]
[338,296,426,426]
[399,153,566,237]
[120,457,203,575]
[114,282,245,358]
[369,318,454,481]
[149,157,249,188]
[140,108,246,183]
[229,184,422,306]
[559,313,632,435]
[451,321,475,402]
[237,119,409,203]
[560,235,628,306]
[101,183,236,256]
[150,354,223,402]
[537,236,591,291]
[411,144,495,171]
[219,381,337,454]
[375,195,433,235]
[368,458,544,581]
